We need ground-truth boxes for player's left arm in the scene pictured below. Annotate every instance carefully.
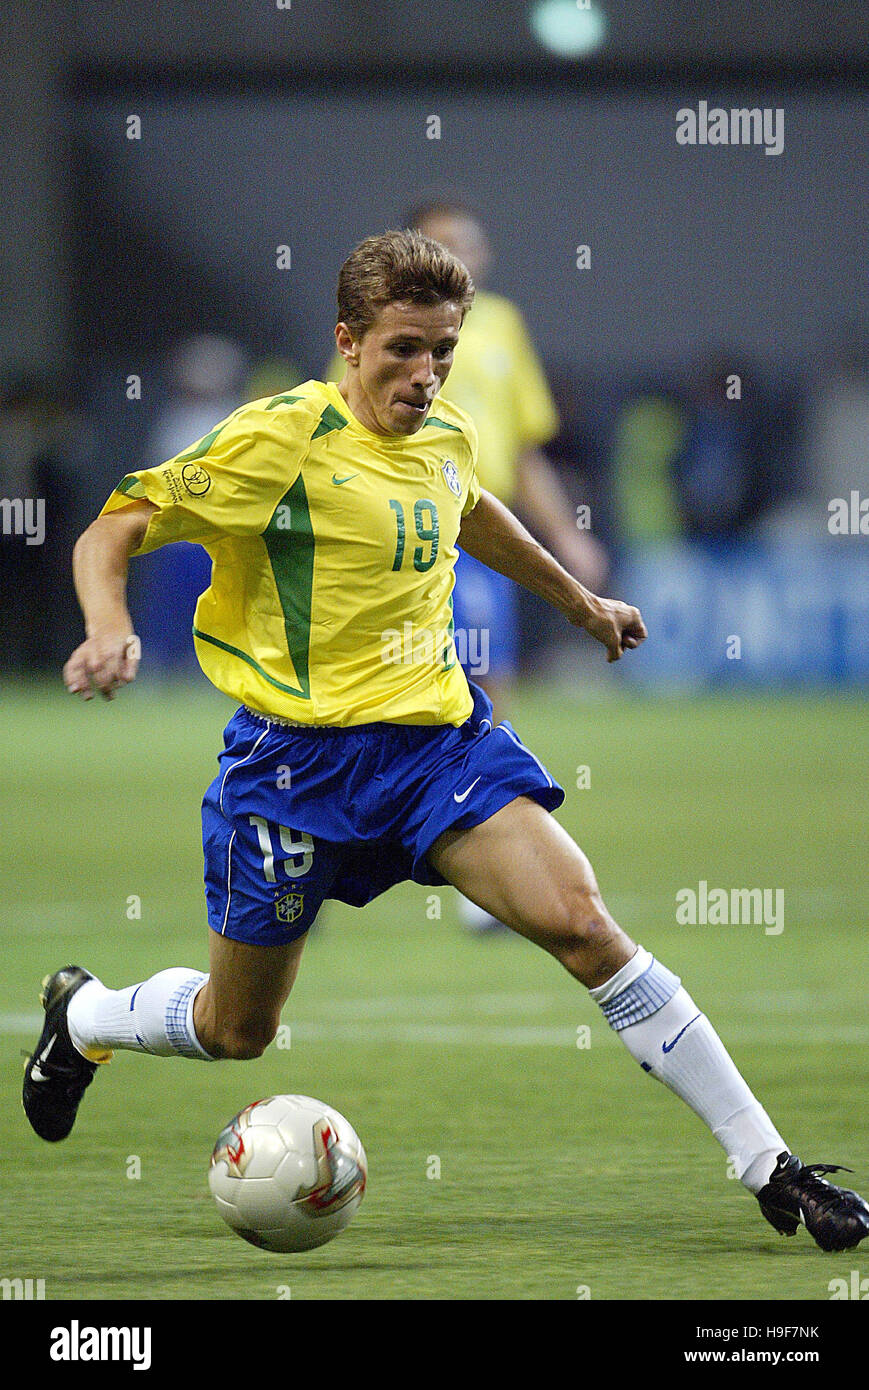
[457,489,646,663]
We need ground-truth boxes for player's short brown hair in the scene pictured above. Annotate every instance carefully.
[337,229,475,340]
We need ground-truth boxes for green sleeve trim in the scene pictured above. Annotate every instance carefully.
[176,423,228,462]
[115,475,147,498]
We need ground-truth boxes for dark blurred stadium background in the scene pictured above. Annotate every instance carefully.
[2,0,867,688]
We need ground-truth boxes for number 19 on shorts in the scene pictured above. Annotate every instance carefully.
[249,815,315,882]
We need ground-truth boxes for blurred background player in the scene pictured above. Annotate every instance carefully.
[329,195,609,933]
[409,193,608,695]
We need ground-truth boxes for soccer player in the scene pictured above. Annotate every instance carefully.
[24,230,868,1254]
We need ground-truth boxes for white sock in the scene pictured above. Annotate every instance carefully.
[590,947,787,1193]
[67,969,213,1061]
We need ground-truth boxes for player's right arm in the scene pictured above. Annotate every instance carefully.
[63,501,157,701]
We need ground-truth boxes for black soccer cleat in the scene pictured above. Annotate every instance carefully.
[22,966,111,1142]
[756,1151,869,1252]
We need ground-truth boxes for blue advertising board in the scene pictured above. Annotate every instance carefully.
[617,541,869,687]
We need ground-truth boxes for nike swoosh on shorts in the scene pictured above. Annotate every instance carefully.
[454,777,481,804]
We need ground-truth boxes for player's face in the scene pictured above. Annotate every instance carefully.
[336,300,462,436]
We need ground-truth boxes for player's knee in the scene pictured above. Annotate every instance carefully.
[206,1015,278,1061]
[221,1031,270,1061]
[542,883,622,974]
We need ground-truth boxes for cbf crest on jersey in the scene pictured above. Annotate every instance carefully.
[441,458,461,498]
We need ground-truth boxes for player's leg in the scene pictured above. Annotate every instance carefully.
[22,935,306,1142]
[59,794,332,1069]
[48,933,304,1064]
[23,718,339,1139]
[193,932,306,1060]
[430,798,787,1184]
[57,788,321,1069]
[430,796,634,983]
[429,795,869,1248]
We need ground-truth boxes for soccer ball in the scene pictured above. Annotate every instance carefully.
[208,1094,367,1252]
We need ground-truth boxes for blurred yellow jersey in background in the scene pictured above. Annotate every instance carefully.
[328,290,558,505]
[101,380,480,727]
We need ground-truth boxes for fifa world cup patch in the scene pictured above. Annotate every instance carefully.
[275,892,305,925]
[181,463,212,497]
[441,458,461,497]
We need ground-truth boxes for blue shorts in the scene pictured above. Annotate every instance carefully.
[451,548,518,681]
[201,683,564,945]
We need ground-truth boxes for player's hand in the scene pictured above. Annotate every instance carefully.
[579,596,647,663]
[63,633,142,700]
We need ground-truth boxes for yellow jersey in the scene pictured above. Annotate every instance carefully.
[326,290,558,504]
[101,380,480,726]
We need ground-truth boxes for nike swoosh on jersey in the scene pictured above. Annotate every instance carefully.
[331,473,358,485]
[454,776,481,804]
[661,1013,702,1053]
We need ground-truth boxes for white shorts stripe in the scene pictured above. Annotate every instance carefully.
[494,723,553,788]
[220,829,237,936]
[218,727,270,815]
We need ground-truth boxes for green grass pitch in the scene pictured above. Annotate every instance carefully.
[1,679,867,1302]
